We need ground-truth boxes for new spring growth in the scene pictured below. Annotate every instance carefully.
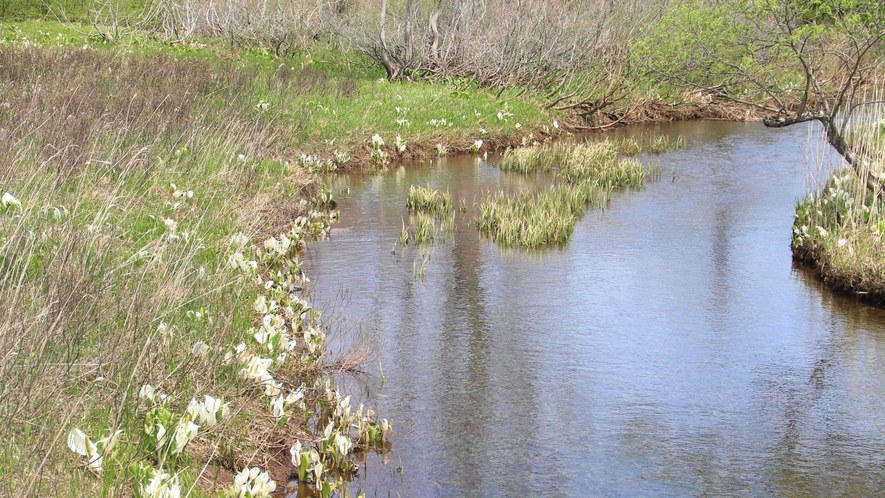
[371,134,385,150]
[139,384,170,406]
[186,395,230,427]
[139,466,181,498]
[290,441,320,483]
[2,192,21,210]
[371,135,389,167]
[67,428,124,472]
[171,419,199,455]
[470,140,483,154]
[232,467,276,498]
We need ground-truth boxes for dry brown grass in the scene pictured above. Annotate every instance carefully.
[0,43,351,495]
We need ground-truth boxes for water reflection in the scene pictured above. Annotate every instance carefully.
[303,121,885,496]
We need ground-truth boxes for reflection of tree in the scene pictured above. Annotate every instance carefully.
[434,176,492,491]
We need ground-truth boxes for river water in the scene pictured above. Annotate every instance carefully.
[301,121,885,496]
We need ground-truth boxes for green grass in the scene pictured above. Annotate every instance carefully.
[1,20,563,163]
[401,186,455,246]
[406,185,453,216]
[480,137,669,248]
[0,32,393,496]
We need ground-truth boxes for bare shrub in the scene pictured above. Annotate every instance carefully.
[328,0,663,120]
[143,0,332,53]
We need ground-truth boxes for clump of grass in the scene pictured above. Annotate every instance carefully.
[400,213,438,245]
[401,185,455,247]
[477,184,609,247]
[561,156,649,186]
[612,137,642,155]
[480,137,659,248]
[406,185,453,216]
[500,146,554,173]
[644,133,686,153]
[411,212,437,244]
[500,135,674,183]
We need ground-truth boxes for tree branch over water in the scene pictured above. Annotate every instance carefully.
[636,0,885,190]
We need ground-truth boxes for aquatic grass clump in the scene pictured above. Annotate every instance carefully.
[561,155,649,187]
[482,135,661,249]
[644,133,686,154]
[400,211,454,246]
[411,212,437,244]
[406,185,453,216]
[477,184,608,248]
[402,185,456,247]
[500,146,555,174]
[612,137,642,155]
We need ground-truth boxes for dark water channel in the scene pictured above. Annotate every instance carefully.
[301,121,885,497]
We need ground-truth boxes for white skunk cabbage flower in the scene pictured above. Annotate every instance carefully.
[141,467,181,498]
[2,192,21,209]
[272,395,286,419]
[171,420,199,454]
[334,432,352,456]
[371,134,385,149]
[67,428,123,472]
[233,467,276,498]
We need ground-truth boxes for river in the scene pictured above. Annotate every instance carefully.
[300,120,885,497]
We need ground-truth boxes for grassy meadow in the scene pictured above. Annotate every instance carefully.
[0,19,503,498]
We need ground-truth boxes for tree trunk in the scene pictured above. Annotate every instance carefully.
[404,0,414,65]
[378,0,397,80]
[764,114,883,195]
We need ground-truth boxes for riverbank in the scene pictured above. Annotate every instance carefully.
[792,163,885,306]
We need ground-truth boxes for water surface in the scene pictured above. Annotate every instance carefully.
[302,121,885,496]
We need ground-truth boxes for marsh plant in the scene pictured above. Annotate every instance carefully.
[406,185,453,216]
[400,185,456,247]
[480,137,663,248]
[477,184,609,248]
[400,212,443,245]
[500,146,555,174]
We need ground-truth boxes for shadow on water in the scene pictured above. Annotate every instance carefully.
[301,121,885,497]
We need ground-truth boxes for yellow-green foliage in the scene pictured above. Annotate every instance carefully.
[402,185,454,246]
[500,146,555,174]
[477,184,609,248]
[480,137,666,248]
[406,185,453,216]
